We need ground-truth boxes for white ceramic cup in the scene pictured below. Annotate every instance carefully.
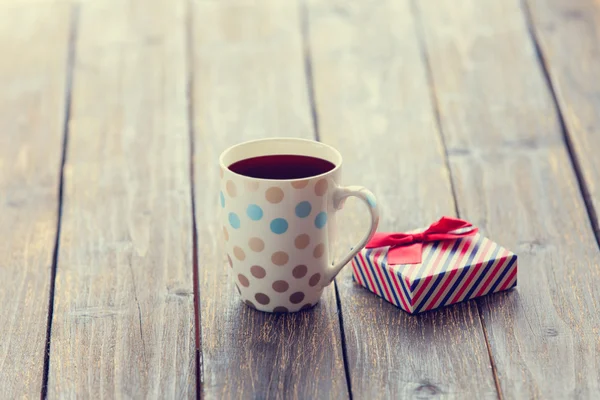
[219,138,379,312]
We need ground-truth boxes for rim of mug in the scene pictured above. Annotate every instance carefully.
[219,137,343,182]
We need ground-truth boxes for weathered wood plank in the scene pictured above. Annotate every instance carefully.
[190,1,348,398]
[0,3,71,398]
[525,0,600,237]
[47,0,196,397]
[305,1,499,398]
[416,0,600,397]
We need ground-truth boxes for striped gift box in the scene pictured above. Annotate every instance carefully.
[351,233,517,314]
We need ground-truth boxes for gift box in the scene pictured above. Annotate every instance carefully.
[351,217,517,314]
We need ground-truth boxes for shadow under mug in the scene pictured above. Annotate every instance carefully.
[219,138,379,312]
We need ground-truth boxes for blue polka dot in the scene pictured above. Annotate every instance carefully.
[270,218,288,234]
[315,212,327,229]
[229,212,240,229]
[366,194,376,207]
[295,201,312,218]
[219,192,225,208]
[246,204,263,221]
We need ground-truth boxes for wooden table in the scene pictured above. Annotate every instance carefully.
[2,0,600,398]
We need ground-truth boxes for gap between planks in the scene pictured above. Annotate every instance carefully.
[520,0,600,249]
[40,4,80,399]
[185,0,202,397]
[299,0,321,143]
[409,1,504,398]
[299,0,352,398]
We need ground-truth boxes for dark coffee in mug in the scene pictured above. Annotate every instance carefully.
[228,154,335,180]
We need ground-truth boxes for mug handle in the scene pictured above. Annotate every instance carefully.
[323,185,380,285]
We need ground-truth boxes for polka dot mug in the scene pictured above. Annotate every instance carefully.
[219,138,380,312]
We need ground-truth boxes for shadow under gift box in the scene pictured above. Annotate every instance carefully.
[351,234,518,314]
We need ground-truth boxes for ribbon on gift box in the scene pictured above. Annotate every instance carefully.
[365,216,478,265]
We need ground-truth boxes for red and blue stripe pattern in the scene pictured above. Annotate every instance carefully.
[351,234,517,314]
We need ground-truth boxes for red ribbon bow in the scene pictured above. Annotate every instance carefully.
[365,217,478,265]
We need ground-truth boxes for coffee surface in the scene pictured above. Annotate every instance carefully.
[228,154,335,180]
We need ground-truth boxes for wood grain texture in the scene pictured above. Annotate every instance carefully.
[416,0,600,397]
[525,0,600,238]
[306,1,499,398]
[0,4,70,397]
[47,0,196,397]
[190,1,348,398]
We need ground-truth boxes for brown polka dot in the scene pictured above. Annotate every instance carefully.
[226,180,237,197]
[289,292,305,304]
[273,306,289,313]
[271,251,289,266]
[309,273,321,287]
[255,293,270,305]
[291,180,309,189]
[227,254,233,268]
[248,237,264,252]
[250,265,266,279]
[272,280,289,293]
[245,181,259,192]
[313,243,325,258]
[233,246,246,261]
[265,187,284,203]
[245,300,256,309]
[223,226,229,241]
[238,274,250,287]
[294,234,310,249]
[315,179,328,196]
[293,265,308,278]
[300,303,313,311]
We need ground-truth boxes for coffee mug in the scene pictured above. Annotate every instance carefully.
[219,138,379,312]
